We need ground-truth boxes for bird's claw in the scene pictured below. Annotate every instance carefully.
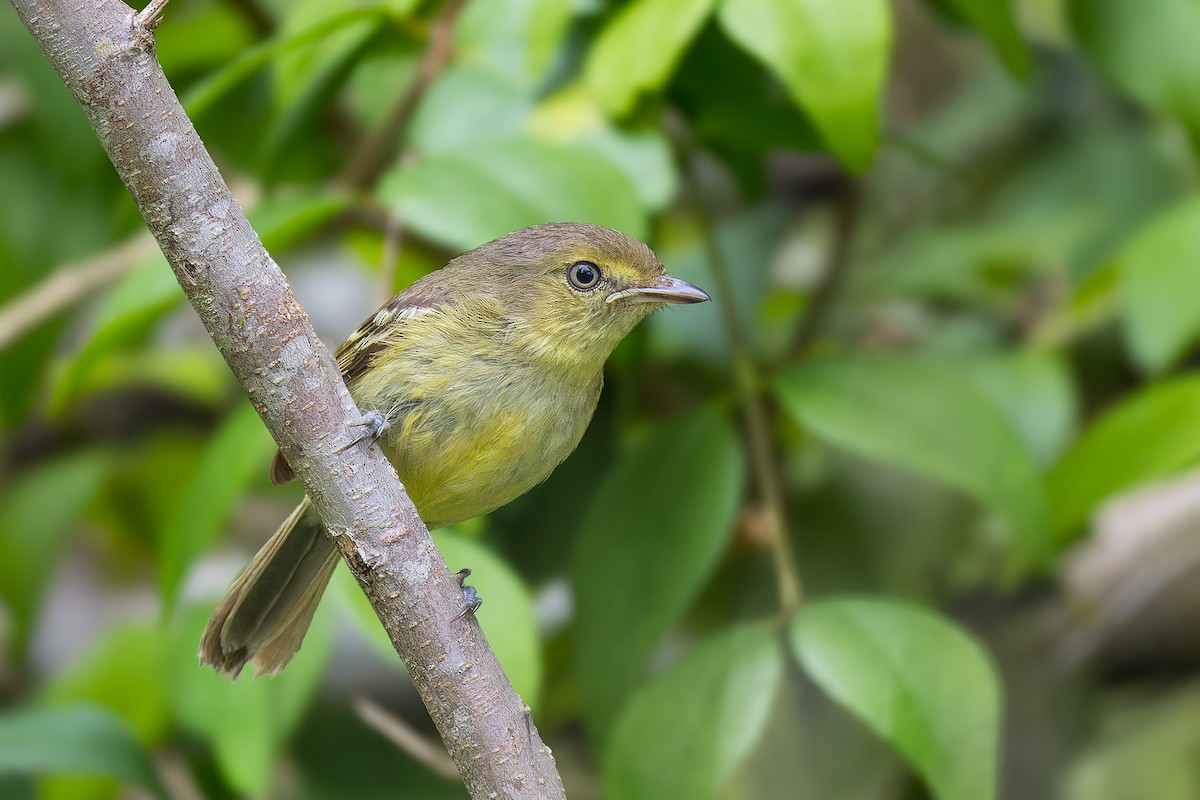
[451,568,482,622]
[339,410,389,452]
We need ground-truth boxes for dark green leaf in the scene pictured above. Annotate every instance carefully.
[1047,376,1200,537]
[776,356,1051,572]
[1070,0,1200,132]
[380,137,646,251]
[573,408,744,741]
[943,0,1028,76]
[1115,195,1200,375]
[604,623,783,800]
[718,0,892,171]
[159,402,278,610]
[584,0,718,115]
[0,706,165,796]
[791,599,1001,800]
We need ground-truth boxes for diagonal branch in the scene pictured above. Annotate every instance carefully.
[8,1,564,797]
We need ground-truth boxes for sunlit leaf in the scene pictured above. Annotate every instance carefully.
[336,528,543,708]
[159,402,278,611]
[573,408,744,741]
[776,356,1051,572]
[718,0,892,171]
[380,137,646,251]
[0,707,165,797]
[605,623,783,800]
[943,0,1028,76]
[1114,195,1200,375]
[1047,376,1200,537]
[168,603,333,795]
[0,450,111,651]
[791,599,1001,800]
[1070,0,1200,132]
[584,0,718,115]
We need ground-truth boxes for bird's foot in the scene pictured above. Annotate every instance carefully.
[340,410,389,452]
[451,568,482,622]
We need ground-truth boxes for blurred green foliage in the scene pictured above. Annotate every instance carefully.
[4,0,1200,798]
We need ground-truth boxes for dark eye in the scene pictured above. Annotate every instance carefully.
[567,261,602,291]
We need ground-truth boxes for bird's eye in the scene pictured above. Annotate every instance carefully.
[567,261,602,291]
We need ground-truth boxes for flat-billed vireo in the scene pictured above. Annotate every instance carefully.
[199,222,709,676]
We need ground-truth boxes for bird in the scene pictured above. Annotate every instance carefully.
[199,222,709,677]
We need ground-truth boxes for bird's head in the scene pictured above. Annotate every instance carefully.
[447,222,708,371]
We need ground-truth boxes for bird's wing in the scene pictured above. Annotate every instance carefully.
[269,278,449,485]
[335,280,448,385]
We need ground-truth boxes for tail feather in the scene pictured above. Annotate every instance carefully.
[199,497,339,677]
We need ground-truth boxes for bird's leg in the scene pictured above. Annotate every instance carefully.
[340,410,390,452]
[451,568,482,622]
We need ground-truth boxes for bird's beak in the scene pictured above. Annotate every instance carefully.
[606,275,710,306]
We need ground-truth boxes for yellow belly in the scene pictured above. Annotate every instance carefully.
[356,364,601,529]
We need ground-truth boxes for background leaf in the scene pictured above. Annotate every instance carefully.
[776,356,1050,572]
[718,0,892,170]
[1115,194,1200,374]
[604,623,783,800]
[1046,375,1200,536]
[943,0,1028,76]
[1070,0,1200,132]
[0,706,165,796]
[791,599,1001,800]
[573,407,744,741]
[584,0,718,115]
[380,137,646,251]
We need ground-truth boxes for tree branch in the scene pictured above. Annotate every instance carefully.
[9,1,564,797]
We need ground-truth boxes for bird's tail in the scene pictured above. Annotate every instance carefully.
[199,496,339,677]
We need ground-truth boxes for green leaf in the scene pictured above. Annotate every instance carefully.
[42,624,170,746]
[584,0,718,115]
[573,408,744,741]
[1047,376,1200,537]
[1115,195,1200,375]
[380,137,646,251]
[964,350,1078,468]
[1070,0,1200,133]
[182,6,390,119]
[943,0,1028,76]
[0,707,165,796]
[455,0,574,86]
[336,528,543,708]
[718,0,892,171]
[411,66,533,156]
[168,603,332,795]
[776,356,1050,572]
[604,623,783,800]
[791,599,1001,800]
[0,451,111,650]
[159,402,279,610]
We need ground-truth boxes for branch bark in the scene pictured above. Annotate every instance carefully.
[9,1,565,797]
